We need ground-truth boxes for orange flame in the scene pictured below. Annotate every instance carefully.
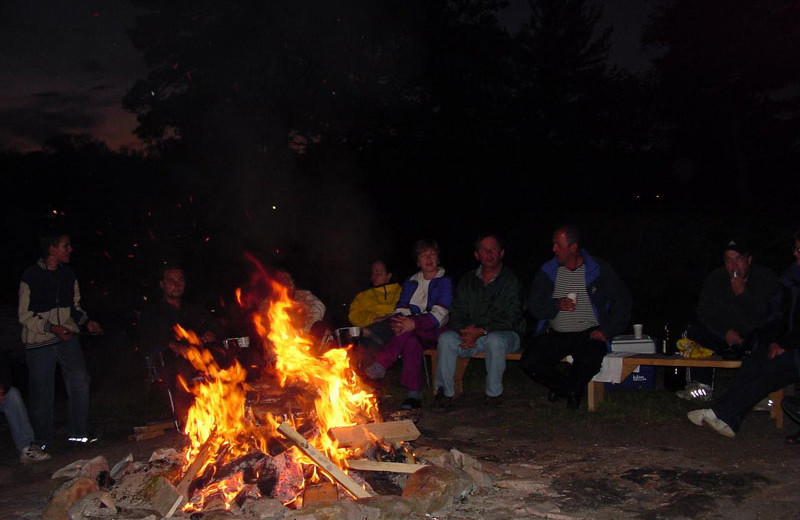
[256,279,379,464]
[174,258,380,509]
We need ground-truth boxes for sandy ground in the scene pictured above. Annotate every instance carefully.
[1,368,799,520]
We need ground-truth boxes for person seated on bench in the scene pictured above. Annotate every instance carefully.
[434,233,524,405]
[689,231,800,438]
[521,225,632,409]
[683,239,779,391]
[689,239,779,359]
[348,259,402,331]
[347,259,402,370]
[364,240,452,410]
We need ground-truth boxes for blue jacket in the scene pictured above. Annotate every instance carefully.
[528,250,632,339]
[394,268,453,329]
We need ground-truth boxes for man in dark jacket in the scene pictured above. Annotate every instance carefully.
[521,225,632,409]
[137,264,219,425]
[434,233,525,403]
[689,233,800,438]
[688,239,780,360]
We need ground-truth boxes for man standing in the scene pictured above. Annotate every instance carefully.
[435,233,524,403]
[521,225,631,409]
[688,239,779,360]
[137,265,219,424]
[19,231,102,446]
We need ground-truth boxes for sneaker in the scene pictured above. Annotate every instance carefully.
[687,408,714,426]
[752,396,773,412]
[67,434,100,445]
[432,389,455,411]
[401,397,421,410]
[676,382,713,401]
[702,414,736,438]
[483,394,504,407]
[20,444,51,464]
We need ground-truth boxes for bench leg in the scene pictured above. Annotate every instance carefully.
[428,351,439,390]
[587,381,604,412]
[454,357,470,395]
[770,389,784,429]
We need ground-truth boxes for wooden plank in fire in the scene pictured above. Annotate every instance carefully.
[175,438,215,500]
[345,459,426,473]
[276,422,373,500]
[328,420,420,448]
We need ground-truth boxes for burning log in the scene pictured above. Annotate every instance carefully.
[276,422,373,500]
[176,436,216,500]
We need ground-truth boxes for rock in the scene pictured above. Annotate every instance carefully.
[463,465,494,490]
[52,456,110,481]
[449,449,493,489]
[341,500,380,520]
[358,495,417,519]
[524,501,562,516]
[506,462,545,479]
[147,475,184,518]
[494,479,551,494]
[195,511,247,519]
[110,453,134,481]
[43,477,99,520]
[412,446,453,467]
[401,464,474,514]
[241,497,287,519]
[287,502,347,520]
[450,448,481,470]
[67,490,116,519]
[149,447,182,463]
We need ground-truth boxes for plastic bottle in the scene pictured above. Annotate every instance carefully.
[662,322,671,355]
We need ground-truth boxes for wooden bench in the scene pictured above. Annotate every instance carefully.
[423,350,785,428]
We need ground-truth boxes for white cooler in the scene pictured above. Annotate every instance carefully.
[611,334,656,354]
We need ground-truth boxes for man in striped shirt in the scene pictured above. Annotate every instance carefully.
[521,225,632,409]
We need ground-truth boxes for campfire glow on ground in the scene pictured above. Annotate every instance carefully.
[171,264,380,512]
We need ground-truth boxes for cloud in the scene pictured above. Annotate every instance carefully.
[0,91,102,145]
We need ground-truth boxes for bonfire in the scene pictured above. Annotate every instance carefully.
[172,268,382,511]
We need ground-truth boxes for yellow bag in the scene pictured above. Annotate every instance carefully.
[676,338,714,359]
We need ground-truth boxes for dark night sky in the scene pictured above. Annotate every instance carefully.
[0,0,653,153]
[0,0,145,152]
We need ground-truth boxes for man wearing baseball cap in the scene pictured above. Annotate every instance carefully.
[687,239,780,362]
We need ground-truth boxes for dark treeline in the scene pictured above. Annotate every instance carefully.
[2,0,800,337]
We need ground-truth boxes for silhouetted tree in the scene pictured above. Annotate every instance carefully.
[514,0,612,150]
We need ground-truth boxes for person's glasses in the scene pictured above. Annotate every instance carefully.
[794,246,800,253]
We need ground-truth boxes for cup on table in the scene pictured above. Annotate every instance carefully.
[566,292,577,305]
[633,323,643,339]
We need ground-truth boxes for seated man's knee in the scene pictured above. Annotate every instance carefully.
[437,330,460,353]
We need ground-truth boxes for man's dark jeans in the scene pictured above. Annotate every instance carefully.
[521,328,606,396]
[713,342,800,432]
[26,336,91,445]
